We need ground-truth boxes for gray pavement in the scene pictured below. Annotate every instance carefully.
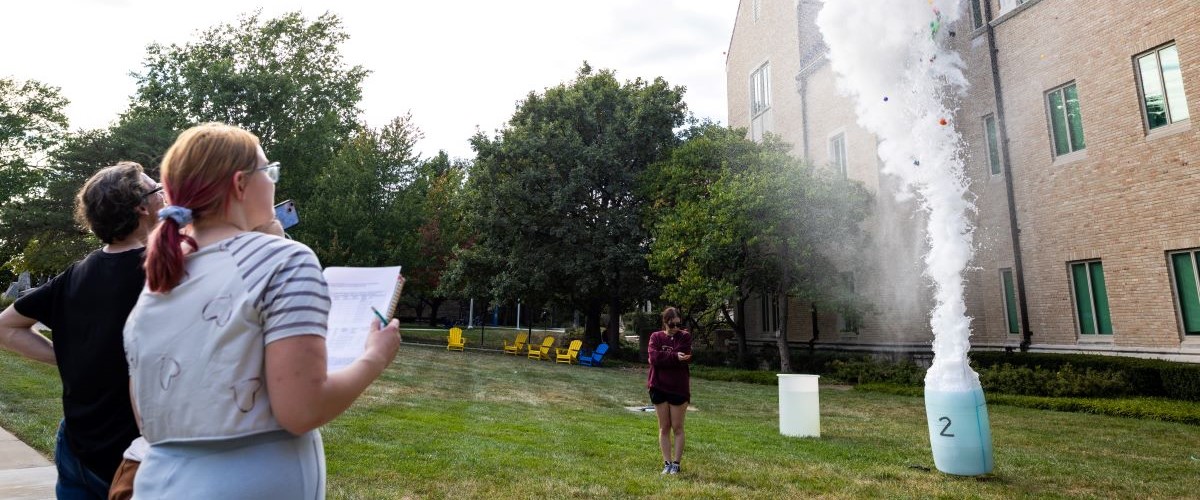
[0,425,55,499]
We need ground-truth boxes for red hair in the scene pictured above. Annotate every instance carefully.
[145,123,261,292]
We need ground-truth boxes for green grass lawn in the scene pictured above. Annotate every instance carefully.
[2,346,1198,499]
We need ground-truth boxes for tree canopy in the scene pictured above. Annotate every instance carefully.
[447,63,686,345]
[642,124,872,368]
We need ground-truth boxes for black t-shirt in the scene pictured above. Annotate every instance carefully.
[15,248,145,481]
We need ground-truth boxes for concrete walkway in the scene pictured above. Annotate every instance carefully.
[0,426,55,499]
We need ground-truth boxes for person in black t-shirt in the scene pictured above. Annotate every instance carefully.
[0,162,164,499]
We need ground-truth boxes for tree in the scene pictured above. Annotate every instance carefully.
[304,115,423,271]
[643,124,871,370]
[1,112,180,277]
[447,64,686,346]
[410,152,470,326]
[0,78,69,281]
[127,10,369,223]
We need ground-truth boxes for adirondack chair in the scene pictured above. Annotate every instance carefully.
[526,336,555,360]
[555,339,583,364]
[502,332,528,355]
[446,327,466,351]
[577,343,609,367]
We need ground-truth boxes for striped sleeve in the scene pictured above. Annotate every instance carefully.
[255,243,330,344]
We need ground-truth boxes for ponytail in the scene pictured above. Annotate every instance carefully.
[145,217,196,293]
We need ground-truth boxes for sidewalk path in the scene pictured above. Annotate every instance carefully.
[0,425,55,499]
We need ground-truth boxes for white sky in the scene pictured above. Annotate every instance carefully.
[4,0,738,160]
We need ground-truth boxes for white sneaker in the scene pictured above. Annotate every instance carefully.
[661,461,672,475]
[669,462,680,474]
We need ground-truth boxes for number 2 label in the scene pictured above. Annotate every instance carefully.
[938,416,955,437]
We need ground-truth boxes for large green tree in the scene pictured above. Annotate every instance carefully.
[448,64,686,346]
[127,10,368,218]
[1,113,180,277]
[643,124,871,370]
[410,152,470,326]
[0,78,69,281]
[304,115,423,270]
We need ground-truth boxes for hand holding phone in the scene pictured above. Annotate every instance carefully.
[274,200,300,230]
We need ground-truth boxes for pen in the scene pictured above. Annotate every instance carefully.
[370,306,389,326]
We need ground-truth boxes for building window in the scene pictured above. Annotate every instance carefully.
[750,63,771,141]
[829,133,847,178]
[983,114,1002,175]
[1046,82,1085,156]
[1137,43,1190,131]
[837,272,858,333]
[1169,250,1200,336]
[969,0,985,29]
[753,0,761,22]
[999,0,1027,13]
[760,293,779,333]
[1000,269,1019,334]
[1070,260,1113,335]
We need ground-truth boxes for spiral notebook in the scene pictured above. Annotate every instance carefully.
[322,265,404,371]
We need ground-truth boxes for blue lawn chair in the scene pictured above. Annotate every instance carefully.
[578,343,609,367]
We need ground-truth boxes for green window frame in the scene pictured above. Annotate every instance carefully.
[969,0,985,30]
[830,133,847,178]
[1047,82,1085,156]
[983,114,1002,175]
[837,272,858,333]
[1137,43,1190,131]
[1170,250,1200,335]
[1001,269,1019,334]
[1070,261,1113,335]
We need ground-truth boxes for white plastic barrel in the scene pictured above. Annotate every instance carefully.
[777,374,820,437]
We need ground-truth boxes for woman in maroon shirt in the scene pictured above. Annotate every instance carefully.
[647,307,692,475]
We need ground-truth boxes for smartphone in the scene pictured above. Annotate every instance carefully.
[274,200,300,230]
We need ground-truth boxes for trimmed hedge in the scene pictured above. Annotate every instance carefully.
[857,382,1200,426]
[691,365,781,385]
[971,352,1200,401]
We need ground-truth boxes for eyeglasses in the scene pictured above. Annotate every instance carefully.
[255,162,281,184]
[141,185,164,200]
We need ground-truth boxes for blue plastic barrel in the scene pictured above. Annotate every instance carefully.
[924,387,994,475]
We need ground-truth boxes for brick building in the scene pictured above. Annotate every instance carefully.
[726,0,1200,362]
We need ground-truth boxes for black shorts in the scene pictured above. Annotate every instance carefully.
[649,388,689,406]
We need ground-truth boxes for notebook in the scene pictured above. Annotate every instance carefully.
[322,266,404,371]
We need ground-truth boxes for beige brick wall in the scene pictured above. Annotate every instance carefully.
[726,0,1200,358]
[987,0,1200,349]
[726,0,802,149]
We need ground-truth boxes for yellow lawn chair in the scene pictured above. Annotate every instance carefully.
[555,339,583,364]
[446,327,466,351]
[502,332,528,355]
[526,336,555,361]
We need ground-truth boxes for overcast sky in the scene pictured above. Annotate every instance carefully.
[5,0,738,159]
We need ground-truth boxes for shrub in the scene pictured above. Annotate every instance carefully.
[856,383,1200,425]
[977,363,1135,398]
[827,358,924,386]
[971,351,1200,401]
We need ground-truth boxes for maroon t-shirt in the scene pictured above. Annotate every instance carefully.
[647,329,693,398]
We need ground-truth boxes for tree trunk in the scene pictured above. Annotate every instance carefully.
[722,298,750,368]
[808,303,819,353]
[606,294,622,348]
[426,298,445,327]
[414,300,426,322]
[776,242,793,374]
[584,299,603,347]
